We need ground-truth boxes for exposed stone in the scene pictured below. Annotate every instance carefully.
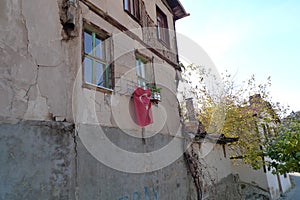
[208,174,270,200]
[37,66,68,120]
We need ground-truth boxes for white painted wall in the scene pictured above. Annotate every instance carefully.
[279,173,292,193]
[232,162,269,190]
[202,144,233,182]
[266,170,280,200]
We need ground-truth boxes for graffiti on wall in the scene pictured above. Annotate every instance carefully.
[118,186,158,200]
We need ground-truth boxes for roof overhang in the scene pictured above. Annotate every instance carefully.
[166,0,190,21]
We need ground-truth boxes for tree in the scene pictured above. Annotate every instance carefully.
[179,64,287,170]
[265,111,300,174]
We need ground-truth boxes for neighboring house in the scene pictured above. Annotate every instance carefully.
[231,94,292,200]
[184,96,292,200]
[184,98,270,200]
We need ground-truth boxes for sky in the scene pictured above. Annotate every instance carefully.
[176,0,300,112]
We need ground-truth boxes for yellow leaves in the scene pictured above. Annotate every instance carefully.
[180,64,288,170]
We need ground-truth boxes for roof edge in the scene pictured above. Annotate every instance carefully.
[166,0,190,21]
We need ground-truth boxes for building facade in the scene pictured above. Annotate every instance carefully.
[0,0,291,199]
[0,0,194,199]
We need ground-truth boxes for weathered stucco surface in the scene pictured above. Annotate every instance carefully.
[0,0,77,123]
[208,174,270,200]
[0,121,75,200]
[76,126,189,200]
[0,121,192,200]
[0,120,274,200]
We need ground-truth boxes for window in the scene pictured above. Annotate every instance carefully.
[124,0,140,20]
[135,54,154,89]
[83,27,113,90]
[156,7,169,46]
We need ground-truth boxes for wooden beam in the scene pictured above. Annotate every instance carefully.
[80,0,181,70]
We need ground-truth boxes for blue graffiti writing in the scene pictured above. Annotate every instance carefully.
[132,192,141,200]
[117,186,158,200]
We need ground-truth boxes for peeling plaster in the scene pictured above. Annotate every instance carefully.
[0,0,77,122]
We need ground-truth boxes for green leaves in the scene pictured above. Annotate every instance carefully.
[265,113,300,174]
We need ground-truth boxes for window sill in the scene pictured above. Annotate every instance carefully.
[82,82,113,94]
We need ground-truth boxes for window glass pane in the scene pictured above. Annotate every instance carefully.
[124,0,129,10]
[145,63,152,83]
[136,57,152,88]
[158,28,161,39]
[157,9,169,45]
[95,37,105,59]
[141,80,146,88]
[157,16,162,40]
[157,16,161,24]
[162,29,166,42]
[95,61,104,87]
[136,59,141,76]
[140,62,145,79]
[138,77,146,88]
[130,0,134,14]
[137,79,141,87]
[84,57,93,84]
[84,32,92,55]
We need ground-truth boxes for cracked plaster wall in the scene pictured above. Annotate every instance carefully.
[0,0,76,123]
[0,0,180,135]
[0,0,181,131]
[0,1,192,199]
[207,174,271,200]
[185,143,273,200]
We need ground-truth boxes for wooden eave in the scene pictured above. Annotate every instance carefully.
[166,0,189,20]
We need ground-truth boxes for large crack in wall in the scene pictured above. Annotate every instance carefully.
[0,0,79,123]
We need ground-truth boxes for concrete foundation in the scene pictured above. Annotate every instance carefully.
[0,121,191,200]
[0,120,275,200]
[0,121,75,200]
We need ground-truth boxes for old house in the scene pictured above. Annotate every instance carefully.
[0,0,292,199]
[0,0,195,199]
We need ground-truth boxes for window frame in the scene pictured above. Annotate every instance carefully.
[82,21,114,93]
[156,6,170,47]
[135,51,154,90]
[123,0,140,22]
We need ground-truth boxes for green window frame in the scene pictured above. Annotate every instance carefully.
[83,27,113,90]
[136,55,154,89]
